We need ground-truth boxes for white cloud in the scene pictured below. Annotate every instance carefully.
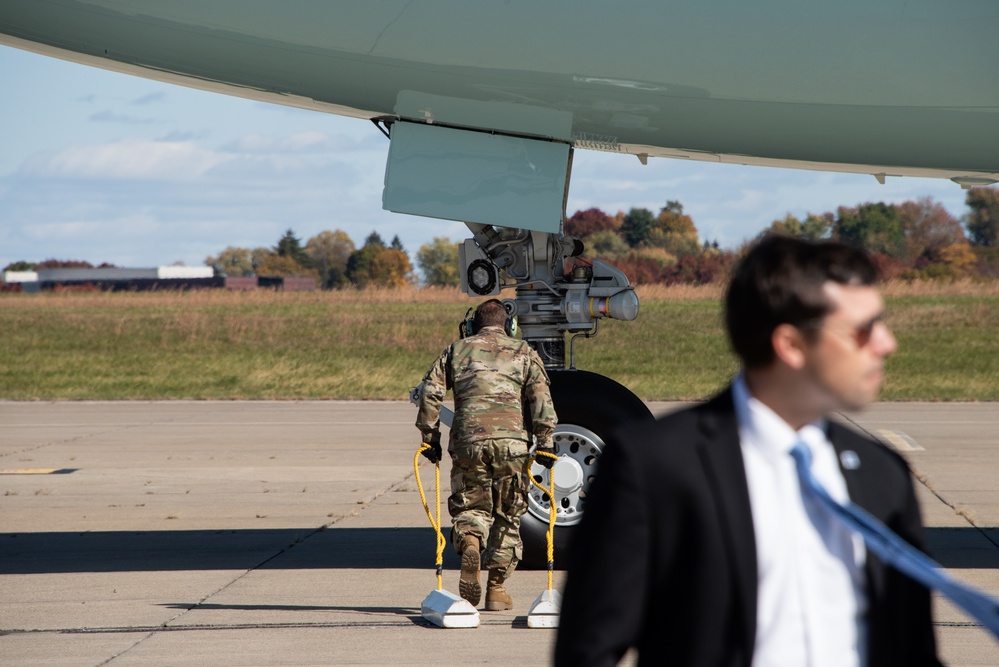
[20,139,233,181]
[131,92,166,106]
[89,110,157,124]
[220,131,360,155]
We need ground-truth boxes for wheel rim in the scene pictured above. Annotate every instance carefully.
[527,424,602,526]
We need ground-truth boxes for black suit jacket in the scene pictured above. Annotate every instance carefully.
[554,388,942,667]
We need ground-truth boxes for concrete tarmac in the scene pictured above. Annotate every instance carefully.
[1,400,997,666]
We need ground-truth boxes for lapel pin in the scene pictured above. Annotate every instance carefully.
[840,450,861,470]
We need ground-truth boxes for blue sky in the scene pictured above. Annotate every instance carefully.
[0,44,975,273]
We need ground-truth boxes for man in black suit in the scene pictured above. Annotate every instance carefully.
[555,235,943,667]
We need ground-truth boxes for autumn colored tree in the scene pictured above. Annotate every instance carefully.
[370,248,414,288]
[583,229,630,258]
[938,242,978,275]
[897,197,965,265]
[566,208,617,238]
[346,231,413,288]
[36,259,96,269]
[647,201,699,256]
[417,237,460,287]
[256,253,319,279]
[205,246,255,277]
[965,187,999,248]
[605,253,665,284]
[306,229,355,289]
[765,212,833,241]
[251,247,271,273]
[608,247,736,285]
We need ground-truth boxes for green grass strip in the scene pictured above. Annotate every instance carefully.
[0,291,995,401]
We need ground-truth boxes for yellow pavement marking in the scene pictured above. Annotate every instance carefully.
[0,468,77,475]
[877,429,924,452]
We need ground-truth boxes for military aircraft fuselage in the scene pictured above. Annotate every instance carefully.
[1,0,997,183]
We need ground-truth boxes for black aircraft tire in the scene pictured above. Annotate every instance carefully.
[518,370,652,570]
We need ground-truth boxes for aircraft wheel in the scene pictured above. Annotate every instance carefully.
[519,370,652,570]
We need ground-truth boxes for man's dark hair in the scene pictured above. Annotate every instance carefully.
[725,235,879,369]
[473,299,508,331]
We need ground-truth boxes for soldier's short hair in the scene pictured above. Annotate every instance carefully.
[473,299,508,331]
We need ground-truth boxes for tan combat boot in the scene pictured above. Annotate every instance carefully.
[485,570,513,611]
[458,534,481,606]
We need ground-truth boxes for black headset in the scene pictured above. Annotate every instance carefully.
[459,304,518,338]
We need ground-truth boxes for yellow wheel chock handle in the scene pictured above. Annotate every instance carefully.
[415,444,446,591]
[529,450,559,592]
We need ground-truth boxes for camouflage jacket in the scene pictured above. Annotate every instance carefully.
[416,326,557,447]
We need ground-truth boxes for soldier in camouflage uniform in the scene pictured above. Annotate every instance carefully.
[416,299,558,611]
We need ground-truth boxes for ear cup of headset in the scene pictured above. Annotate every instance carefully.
[504,315,519,338]
[460,303,518,338]
[458,307,475,339]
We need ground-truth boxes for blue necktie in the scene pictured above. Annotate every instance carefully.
[791,441,999,639]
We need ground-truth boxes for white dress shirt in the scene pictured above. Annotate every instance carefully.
[732,375,868,667]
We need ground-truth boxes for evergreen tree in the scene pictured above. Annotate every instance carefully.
[620,208,656,247]
[275,229,312,268]
[966,187,999,247]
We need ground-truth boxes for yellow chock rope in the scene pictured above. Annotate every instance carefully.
[529,451,559,592]
[415,444,446,591]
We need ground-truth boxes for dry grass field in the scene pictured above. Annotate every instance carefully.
[0,280,996,401]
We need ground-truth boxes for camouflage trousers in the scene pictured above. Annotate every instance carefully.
[448,437,531,583]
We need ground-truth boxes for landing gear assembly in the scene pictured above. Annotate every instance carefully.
[520,371,651,569]
[456,224,653,568]
[385,118,652,566]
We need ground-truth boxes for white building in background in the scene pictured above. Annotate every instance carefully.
[3,271,38,283]
[155,266,214,279]
[31,267,213,282]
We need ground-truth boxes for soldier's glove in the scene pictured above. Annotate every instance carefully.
[534,443,557,469]
[420,430,443,464]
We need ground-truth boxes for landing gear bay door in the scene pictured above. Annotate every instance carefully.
[382,120,569,234]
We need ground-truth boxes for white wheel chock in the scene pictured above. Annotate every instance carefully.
[421,589,480,628]
[526,589,562,628]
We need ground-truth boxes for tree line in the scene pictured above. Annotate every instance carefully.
[562,187,999,285]
[204,229,414,289]
[212,185,998,290]
[6,188,997,287]
[204,229,466,289]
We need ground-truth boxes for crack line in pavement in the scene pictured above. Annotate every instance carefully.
[3,617,523,635]
[1,618,983,636]
[90,471,419,663]
[0,415,189,462]
[840,414,999,554]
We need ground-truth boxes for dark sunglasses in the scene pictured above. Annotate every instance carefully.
[802,315,882,348]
